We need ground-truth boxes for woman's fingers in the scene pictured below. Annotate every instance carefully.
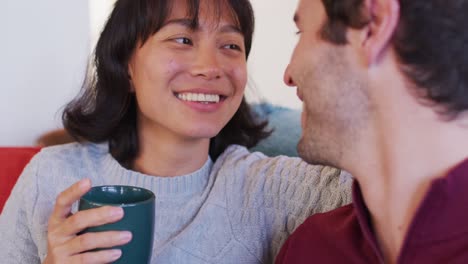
[46,223,131,263]
[67,231,132,256]
[46,231,132,260]
[69,249,123,264]
[44,180,133,264]
[57,206,124,237]
[51,179,91,222]
[48,179,93,246]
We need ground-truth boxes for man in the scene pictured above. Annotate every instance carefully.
[276,0,468,263]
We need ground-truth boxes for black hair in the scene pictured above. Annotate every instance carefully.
[63,0,270,168]
[320,0,468,119]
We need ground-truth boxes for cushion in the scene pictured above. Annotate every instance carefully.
[0,147,41,214]
[251,103,302,157]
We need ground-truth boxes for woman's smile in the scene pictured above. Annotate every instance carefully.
[128,1,247,142]
[174,88,229,112]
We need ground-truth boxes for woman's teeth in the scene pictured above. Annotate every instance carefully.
[176,93,221,103]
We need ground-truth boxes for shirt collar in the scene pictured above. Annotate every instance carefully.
[353,158,468,251]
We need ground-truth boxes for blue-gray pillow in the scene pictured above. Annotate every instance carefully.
[250,103,301,157]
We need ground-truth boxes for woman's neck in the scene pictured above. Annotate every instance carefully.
[133,127,210,177]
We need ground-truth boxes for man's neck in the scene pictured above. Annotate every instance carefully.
[348,103,468,263]
[358,157,446,263]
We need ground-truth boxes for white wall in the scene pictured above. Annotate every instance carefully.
[0,0,90,146]
[247,0,300,108]
[0,0,300,146]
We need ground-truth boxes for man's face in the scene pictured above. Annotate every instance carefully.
[284,0,370,167]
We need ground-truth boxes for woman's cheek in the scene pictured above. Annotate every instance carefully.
[166,59,187,75]
[231,66,247,93]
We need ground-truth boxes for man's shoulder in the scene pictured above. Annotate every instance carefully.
[276,204,370,263]
[293,204,356,241]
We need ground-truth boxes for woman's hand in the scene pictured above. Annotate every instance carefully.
[43,179,132,264]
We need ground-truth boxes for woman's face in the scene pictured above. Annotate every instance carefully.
[128,0,247,144]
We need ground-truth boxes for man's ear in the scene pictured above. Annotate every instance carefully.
[362,0,400,66]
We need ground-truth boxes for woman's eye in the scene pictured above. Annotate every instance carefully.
[174,37,192,45]
[223,44,242,51]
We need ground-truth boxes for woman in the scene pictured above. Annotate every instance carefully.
[0,0,352,263]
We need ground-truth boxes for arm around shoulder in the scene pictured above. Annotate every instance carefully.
[256,156,352,227]
[219,148,352,261]
[262,157,352,259]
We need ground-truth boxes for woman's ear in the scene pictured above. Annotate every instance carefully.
[128,61,135,92]
[362,0,400,66]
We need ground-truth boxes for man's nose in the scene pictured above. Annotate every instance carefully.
[283,64,296,87]
[190,49,222,80]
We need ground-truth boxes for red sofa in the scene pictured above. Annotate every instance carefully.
[0,147,41,213]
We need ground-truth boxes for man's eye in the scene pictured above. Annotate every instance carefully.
[295,30,302,35]
[174,37,192,45]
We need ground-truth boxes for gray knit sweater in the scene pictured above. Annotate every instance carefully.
[0,142,352,263]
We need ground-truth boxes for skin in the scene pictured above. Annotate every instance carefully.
[44,179,129,263]
[130,0,247,176]
[283,0,370,168]
[284,0,468,263]
[44,1,247,263]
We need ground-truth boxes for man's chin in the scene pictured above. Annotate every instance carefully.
[297,138,318,165]
[297,138,336,167]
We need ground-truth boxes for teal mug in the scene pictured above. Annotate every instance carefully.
[78,185,155,264]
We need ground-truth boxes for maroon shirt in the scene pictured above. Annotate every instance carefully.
[276,159,468,264]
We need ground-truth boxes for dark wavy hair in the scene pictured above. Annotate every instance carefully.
[319,0,468,119]
[63,0,270,168]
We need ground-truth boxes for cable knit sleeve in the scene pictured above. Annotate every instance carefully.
[218,145,353,263]
[0,154,42,264]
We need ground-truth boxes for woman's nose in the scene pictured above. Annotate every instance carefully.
[190,49,222,80]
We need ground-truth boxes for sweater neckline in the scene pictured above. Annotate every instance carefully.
[98,143,214,198]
